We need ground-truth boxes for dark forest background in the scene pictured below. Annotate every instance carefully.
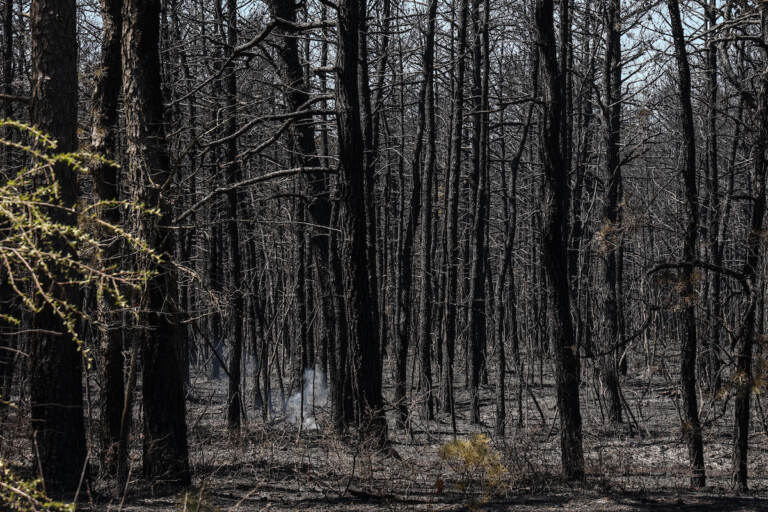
[2,0,768,509]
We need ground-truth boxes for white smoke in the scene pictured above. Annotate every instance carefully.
[285,368,328,430]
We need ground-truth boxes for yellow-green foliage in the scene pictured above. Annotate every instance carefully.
[0,460,74,512]
[438,434,508,507]
[0,119,159,361]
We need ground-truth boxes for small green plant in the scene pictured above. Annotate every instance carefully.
[438,434,508,509]
[0,460,74,512]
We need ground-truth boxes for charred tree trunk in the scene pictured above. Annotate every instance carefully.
[467,0,489,425]
[329,203,354,431]
[372,0,392,358]
[122,0,190,486]
[91,0,124,475]
[599,0,623,426]
[733,5,768,490]
[221,0,244,433]
[0,0,16,418]
[335,0,387,444]
[29,0,87,496]
[2,0,11,120]
[442,0,470,420]
[417,0,438,422]
[393,0,438,430]
[705,0,722,393]
[667,0,705,488]
[535,0,584,480]
[357,0,381,375]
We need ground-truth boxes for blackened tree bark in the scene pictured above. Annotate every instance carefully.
[558,0,571,184]
[246,237,268,419]
[535,0,584,480]
[667,0,705,488]
[704,0,722,393]
[122,0,190,486]
[91,0,124,475]
[329,204,354,431]
[570,0,596,362]
[372,0,391,355]
[733,4,768,490]
[2,0,11,120]
[393,0,438,429]
[221,0,243,433]
[29,0,87,496]
[336,0,387,444]
[207,9,225,382]
[356,0,381,372]
[442,0,470,419]
[168,0,195,389]
[417,0,438,422]
[208,224,224,380]
[0,0,16,415]
[296,206,309,426]
[467,0,489,425]
[599,0,623,425]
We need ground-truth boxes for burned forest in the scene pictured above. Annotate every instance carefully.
[3,0,768,510]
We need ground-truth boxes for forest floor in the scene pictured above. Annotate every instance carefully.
[4,349,768,511]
